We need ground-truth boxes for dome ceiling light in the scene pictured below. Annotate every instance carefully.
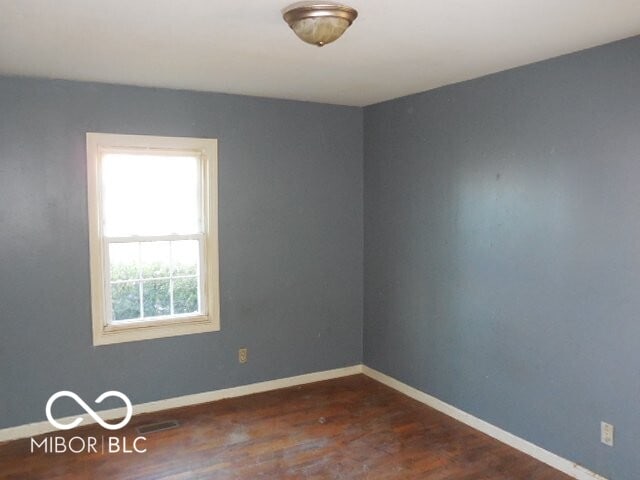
[282,2,358,47]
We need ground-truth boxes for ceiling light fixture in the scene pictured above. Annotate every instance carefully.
[282,2,358,47]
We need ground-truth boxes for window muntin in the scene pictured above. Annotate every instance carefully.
[108,239,201,322]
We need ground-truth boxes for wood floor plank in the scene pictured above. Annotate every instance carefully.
[0,375,573,479]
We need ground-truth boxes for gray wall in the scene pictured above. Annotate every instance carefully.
[364,36,640,480]
[0,77,363,428]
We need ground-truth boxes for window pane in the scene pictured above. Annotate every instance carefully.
[109,243,139,281]
[102,154,200,236]
[143,279,171,317]
[111,281,141,321]
[141,241,170,278]
[173,277,199,315]
[171,240,198,276]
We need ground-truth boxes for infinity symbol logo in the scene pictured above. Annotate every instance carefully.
[45,391,133,431]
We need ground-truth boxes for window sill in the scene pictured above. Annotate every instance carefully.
[94,315,219,346]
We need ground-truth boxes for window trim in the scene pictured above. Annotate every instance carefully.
[86,133,220,346]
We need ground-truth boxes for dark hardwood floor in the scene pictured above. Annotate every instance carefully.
[0,375,572,479]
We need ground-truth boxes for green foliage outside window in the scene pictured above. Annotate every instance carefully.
[110,262,198,321]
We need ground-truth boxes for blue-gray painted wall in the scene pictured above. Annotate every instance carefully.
[0,77,363,428]
[364,36,640,479]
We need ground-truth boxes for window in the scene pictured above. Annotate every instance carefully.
[86,133,219,345]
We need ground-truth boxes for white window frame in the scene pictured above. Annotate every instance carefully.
[86,133,220,346]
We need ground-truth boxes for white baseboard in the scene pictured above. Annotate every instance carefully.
[0,364,364,443]
[0,363,607,480]
[361,366,606,480]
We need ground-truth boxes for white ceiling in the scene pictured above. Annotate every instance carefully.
[1,1,639,106]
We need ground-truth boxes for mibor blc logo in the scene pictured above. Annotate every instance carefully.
[46,390,132,430]
[31,390,147,454]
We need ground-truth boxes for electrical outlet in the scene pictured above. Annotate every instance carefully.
[601,421,614,446]
[238,348,248,364]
